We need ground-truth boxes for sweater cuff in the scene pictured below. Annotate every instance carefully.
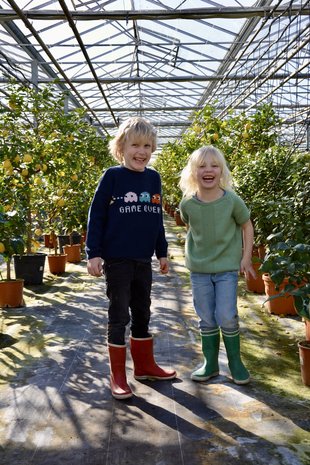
[85,248,102,260]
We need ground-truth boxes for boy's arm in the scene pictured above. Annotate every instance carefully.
[240,219,256,279]
[159,257,169,274]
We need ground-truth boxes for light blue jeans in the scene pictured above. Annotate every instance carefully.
[190,271,239,332]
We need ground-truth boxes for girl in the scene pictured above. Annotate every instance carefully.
[86,117,176,400]
[179,145,256,385]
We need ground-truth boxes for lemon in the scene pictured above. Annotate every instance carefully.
[57,198,65,207]
[3,159,12,169]
[71,174,78,181]
[34,228,42,236]
[21,168,29,177]
[0,242,5,253]
[23,154,33,163]
[34,177,43,185]
[42,164,48,172]
[8,100,17,110]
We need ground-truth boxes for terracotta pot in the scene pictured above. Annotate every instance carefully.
[258,245,266,260]
[246,261,265,294]
[262,273,296,315]
[44,233,57,248]
[63,244,81,263]
[174,211,185,227]
[0,279,24,308]
[48,254,67,275]
[169,208,175,218]
[298,340,310,386]
[305,320,310,340]
[81,230,87,245]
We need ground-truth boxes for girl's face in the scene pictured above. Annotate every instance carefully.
[122,135,153,172]
[195,153,222,191]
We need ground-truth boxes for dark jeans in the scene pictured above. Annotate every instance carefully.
[104,259,152,345]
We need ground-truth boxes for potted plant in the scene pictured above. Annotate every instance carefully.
[0,208,25,308]
[0,82,59,284]
[261,232,310,385]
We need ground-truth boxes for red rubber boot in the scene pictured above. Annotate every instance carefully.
[108,343,133,399]
[130,336,177,380]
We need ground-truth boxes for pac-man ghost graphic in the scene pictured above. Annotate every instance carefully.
[151,194,161,204]
[124,192,138,203]
[139,192,150,202]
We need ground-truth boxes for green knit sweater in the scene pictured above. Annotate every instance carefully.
[179,191,250,273]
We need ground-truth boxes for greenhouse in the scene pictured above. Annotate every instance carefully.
[0,1,309,464]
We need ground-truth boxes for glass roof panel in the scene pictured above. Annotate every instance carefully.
[0,0,308,150]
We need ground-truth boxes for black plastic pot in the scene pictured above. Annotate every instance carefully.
[70,232,82,245]
[13,253,46,285]
[57,235,70,253]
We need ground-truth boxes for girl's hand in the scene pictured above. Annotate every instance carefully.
[159,257,169,274]
[87,257,103,277]
[240,258,256,280]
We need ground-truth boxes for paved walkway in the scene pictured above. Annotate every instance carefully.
[0,219,309,465]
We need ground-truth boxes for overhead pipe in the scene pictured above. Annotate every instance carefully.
[0,6,309,21]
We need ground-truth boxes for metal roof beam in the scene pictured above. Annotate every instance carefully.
[0,6,309,20]
[82,103,310,113]
[1,73,306,84]
[57,0,118,125]
[5,0,109,135]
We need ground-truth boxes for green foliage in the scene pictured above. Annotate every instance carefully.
[156,100,308,250]
[153,142,188,207]
[261,233,310,321]
[0,81,115,256]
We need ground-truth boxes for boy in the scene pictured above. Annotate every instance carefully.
[86,117,176,399]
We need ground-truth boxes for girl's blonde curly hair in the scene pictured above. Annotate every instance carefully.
[109,117,157,163]
[179,145,233,198]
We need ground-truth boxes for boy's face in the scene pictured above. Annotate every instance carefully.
[122,135,153,172]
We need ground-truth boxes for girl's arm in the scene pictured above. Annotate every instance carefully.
[240,219,256,279]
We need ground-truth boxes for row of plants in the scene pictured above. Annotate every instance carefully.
[0,81,115,292]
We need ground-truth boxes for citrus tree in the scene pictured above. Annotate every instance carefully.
[0,83,62,253]
[43,121,114,249]
[0,81,115,256]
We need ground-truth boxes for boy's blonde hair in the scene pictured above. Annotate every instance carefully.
[179,145,233,197]
[109,117,157,163]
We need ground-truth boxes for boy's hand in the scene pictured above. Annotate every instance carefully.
[87,257,103,277]
[159,257,169,274]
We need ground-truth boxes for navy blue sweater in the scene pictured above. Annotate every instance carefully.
[86,166,168,260]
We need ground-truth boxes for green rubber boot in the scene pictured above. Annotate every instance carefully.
[191,328,220,381]
[222,329,250,385]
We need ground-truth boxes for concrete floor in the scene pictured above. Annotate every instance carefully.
[0,222,309,465]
